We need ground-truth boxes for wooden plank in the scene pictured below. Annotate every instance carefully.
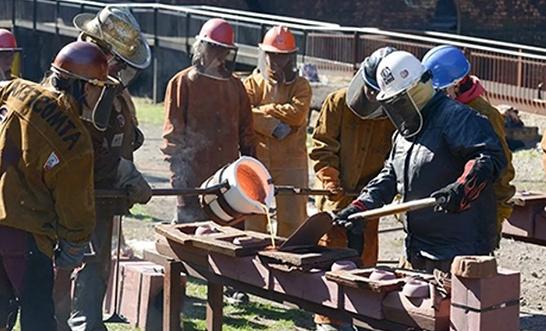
[206,281,224,331]
[191,231,281,257]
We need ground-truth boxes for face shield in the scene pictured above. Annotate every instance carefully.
[53,67,120,132]
[346,67,385,120]
[108,54,140,87]
[192,40,237,80]
[379,83,423,139]
[258,50,297,85]
[0,50,21,81]
[86,82,122,131]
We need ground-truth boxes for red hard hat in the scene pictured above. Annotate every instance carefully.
[51,41,111,85]
[0,29,20,51]
[259,26,297,53]
[196,18,236,49]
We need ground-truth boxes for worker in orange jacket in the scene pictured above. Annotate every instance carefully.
[244,26,312,238]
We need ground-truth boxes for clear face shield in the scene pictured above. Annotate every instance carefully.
[379,86,424,139]
[258,50,297,85]
[0,50,21,81]
[192,40,237,80]
[107,54,140,87]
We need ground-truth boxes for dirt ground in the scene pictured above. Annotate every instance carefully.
[123,99,546,330]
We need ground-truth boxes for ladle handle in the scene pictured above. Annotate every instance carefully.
[348,197,445,220]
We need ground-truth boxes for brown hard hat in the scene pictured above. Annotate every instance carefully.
[51,41,116,86]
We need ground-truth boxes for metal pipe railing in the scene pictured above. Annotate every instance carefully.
[2,0,545,114]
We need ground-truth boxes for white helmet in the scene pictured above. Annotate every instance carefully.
[376,51,426,101]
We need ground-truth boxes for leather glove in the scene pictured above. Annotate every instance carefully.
[272,122,292,140]
[116,158,152,206]
[54,240,88,270]
[431,159,489,213]
[333,201,367,235]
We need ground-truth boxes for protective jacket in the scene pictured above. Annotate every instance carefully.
[311,89,395,211]
[310,88,394,267]
[356,93,506,260]
[0,79,95,257]
[243,70,311,237]
[243,70,311,170]
[456,77,515,231]
[162,67,256,220]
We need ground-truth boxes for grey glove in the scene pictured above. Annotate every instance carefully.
[272,122,292,140]
[116,158,152,205]
[54,240,88,270]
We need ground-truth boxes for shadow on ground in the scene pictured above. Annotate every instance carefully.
[520,311,546,331]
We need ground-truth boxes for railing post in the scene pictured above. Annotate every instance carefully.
[302,30,308,64]
[55,0,60,36]
[353,30,360,74]
[516,48,523,87]
[11,0,16,28]
[152,7,159,103]
[185,13,191,55]
[32,0,37,31]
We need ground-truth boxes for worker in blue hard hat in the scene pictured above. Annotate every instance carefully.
[422,45,515,245]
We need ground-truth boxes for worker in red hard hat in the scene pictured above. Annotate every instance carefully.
[0,29,21,81]
[244,26,312,238]
[0,41,117,331]
[162,18,256,223]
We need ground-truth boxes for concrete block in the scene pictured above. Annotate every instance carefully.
[451,268,520,331]
[382,288,450,331]
[451,268,519,310]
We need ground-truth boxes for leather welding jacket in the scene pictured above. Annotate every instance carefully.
[310,88,394,267]
[310,89,395,211]
[355,93,507,260]
[162,67,256,194]
[0,79,95,257]
[456,78,515,230]
[243,70,311,236]
[243,70,311,171]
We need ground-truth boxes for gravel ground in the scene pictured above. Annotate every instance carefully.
[124,104,546,330]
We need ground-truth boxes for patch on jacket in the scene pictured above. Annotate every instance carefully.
[0,106,8,123]
[111,133,124,148]
[44,151,60,170]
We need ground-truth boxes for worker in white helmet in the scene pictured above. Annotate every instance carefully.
[333,51,507,273]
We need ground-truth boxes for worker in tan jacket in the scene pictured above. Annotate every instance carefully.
[244,26,312,238]
[162,18,256,223]
[0,41,117,331]
[310,47,395,331]
[423,45,515,243]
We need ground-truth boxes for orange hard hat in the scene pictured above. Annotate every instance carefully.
[259,26,297,53]
[0,29,21,51]
[51,41,112,85]
[196,18,236,49]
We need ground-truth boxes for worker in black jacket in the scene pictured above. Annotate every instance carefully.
[334,51,507,273]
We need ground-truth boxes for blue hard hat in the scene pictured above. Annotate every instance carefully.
[422,45,470,89]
